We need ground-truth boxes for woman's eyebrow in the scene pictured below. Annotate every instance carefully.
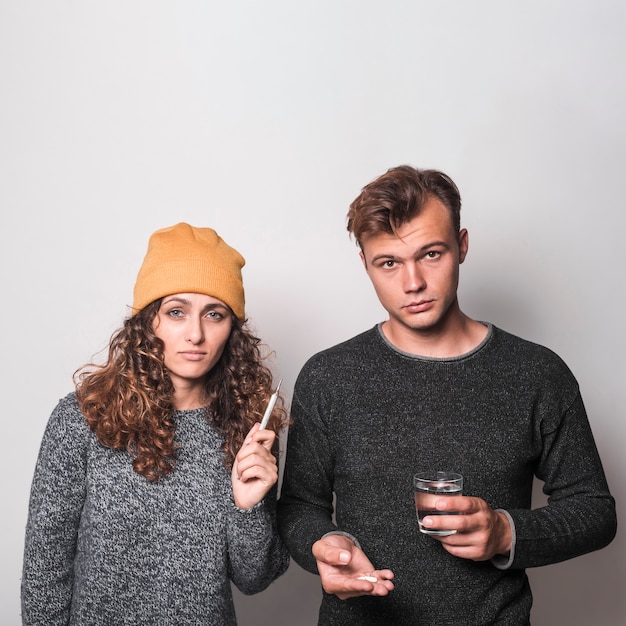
[162,296,191,306]
[202,302,230,313]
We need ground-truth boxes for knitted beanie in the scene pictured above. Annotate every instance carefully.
[132,222,246,319]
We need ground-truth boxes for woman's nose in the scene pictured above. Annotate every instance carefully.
[185,319,205,344]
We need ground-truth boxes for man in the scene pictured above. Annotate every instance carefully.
[277,166,616,625]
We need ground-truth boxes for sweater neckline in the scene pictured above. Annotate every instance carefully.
[173,406,209,418]
[374,321,493,362]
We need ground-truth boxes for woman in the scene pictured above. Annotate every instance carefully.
[22,223,290,625]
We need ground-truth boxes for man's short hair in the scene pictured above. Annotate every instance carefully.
[347,165,462,248]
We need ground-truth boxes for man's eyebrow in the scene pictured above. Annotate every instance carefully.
[370,241,450,263]
[419,241,450,252]
[370,252,400,263]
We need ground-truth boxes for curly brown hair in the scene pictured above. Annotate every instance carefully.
[75,299,288,481]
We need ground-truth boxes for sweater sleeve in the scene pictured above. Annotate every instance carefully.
[21,395,88,626]
[506,391,616,569]
[277,380,340,575]
[226,482,290,595]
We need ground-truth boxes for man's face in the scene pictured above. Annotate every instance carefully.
[360,197,468,342]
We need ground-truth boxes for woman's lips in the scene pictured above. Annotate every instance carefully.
[180,351,206,361]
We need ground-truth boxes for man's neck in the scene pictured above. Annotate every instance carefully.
[381,311,488,358]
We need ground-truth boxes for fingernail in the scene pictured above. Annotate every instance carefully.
[339,551,350,563]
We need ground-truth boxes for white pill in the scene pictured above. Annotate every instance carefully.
[357,575,378,583]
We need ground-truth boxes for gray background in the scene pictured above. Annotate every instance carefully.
[1,1,624,624]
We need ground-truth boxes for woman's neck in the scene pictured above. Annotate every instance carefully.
[172,386,207,411]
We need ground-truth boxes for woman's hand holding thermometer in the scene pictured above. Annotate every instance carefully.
[259,379,282,429]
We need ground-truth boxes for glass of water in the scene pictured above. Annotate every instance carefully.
[414,471,463,536]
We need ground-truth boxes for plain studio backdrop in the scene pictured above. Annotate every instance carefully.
[1,1,624,624]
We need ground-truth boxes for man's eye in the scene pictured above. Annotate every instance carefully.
[383,260,396,268]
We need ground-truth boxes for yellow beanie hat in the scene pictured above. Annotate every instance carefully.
[132,223,246,319]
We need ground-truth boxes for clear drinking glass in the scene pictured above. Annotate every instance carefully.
[414,471,463,536]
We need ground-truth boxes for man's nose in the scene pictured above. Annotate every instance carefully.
[403,264,426,292]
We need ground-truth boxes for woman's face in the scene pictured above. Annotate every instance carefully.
[152,292,233,400]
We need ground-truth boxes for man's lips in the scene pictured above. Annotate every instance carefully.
[403,300,434,313]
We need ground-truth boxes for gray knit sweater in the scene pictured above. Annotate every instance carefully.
[277,324,616,625]
[22,393,289,625]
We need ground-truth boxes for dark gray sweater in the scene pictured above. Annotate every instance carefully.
[22,393,289,625]
[278,324,616,625]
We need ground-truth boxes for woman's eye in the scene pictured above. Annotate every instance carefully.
[167,309,184,318]
[206,310,224,320]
